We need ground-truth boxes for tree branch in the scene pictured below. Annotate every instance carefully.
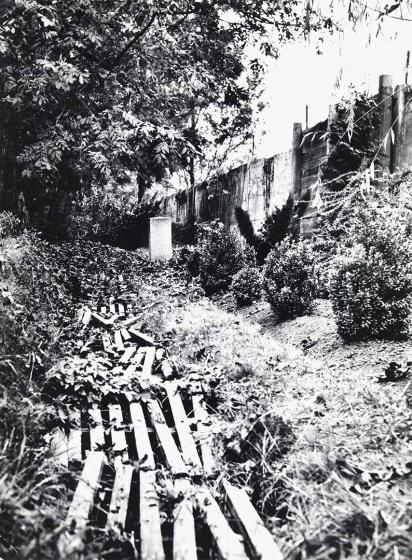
[106,12,157,69]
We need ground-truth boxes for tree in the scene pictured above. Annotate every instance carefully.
[0,0,333,224]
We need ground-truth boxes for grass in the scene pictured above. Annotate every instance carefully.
[136,254,412,560]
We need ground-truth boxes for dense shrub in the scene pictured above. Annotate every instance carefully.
[234,207,256,247]
[68,189,161,248]
[330,206,412,341]
[260,193,295,247]
[231,266,262,307]
[197,221,249,295]
[263,238,317,320]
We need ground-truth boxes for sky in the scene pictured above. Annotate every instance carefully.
[253,0,412,158]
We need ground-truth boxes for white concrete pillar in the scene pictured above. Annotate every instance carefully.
[149,217,172,261]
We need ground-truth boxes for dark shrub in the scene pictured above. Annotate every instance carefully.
[260,193,294,248]
[234,207,256,247]
[330,207,412,341]
[231,266,262,307]
[263,238,317,320]
[198,221,249,295]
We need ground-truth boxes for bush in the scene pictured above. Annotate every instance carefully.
[330,206,412,341]
[260,193,294,248]
[234,207,256,247]
[231,266,262,307]
[197,221,249,295]
[263,238,317,320]
[68,189,161,248]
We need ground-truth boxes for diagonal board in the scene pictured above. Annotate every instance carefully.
[196,486,249,560]
[223,480,283,560]
[58,451,105,556]
[192,394,216,476]
[164,383,202,471]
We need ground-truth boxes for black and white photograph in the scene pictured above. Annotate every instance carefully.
[1,1,412,558]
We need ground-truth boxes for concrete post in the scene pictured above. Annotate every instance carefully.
[149,217,172,261]
[391,84,405,172]
[377,74,393,172]
[291,122,302,201]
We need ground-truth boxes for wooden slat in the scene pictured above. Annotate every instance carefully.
[68,410,82,464]
[173,478,197,560]
[58,451,105,555]
[223,480,283,560]
[165,383,202,470]
[140,469,165,560]
[129,402,155,469]
[89,407,104,451]
[120,327,131,341]
[196,487,248,560]
[146,400,187,476]
[122,315,140,328]
[91,311,111,327]
[100,305,107,315]
[129,328,155,346]
[119,345,137,365]
[81,307,92,326]
[117,303,126,317]
[109,303,116,315]
[114,330,125,352]
[106,464,134,532]
[50,427,69,467]
[109,405,128,467]
[141,346,156,377]
[192,395,216,476]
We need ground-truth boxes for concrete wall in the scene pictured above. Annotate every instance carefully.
[162,75,412,236]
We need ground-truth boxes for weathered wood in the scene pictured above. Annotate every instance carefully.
[58,451,105,555]
[196,486,248,560]
[106,464,134,533]
[120,327,131,341]
[122,315,141,328]
[117,303,126,317]
[77,308,84,323]
[50,427,69,467]
[109,303,116,315]
[89,407,104,451]
[91,311,111,328]
[100,305,107,315]
[114,330,125,352]
[129,402,155,469]
[192,395,216,476]
[223,480,283,560]
[146,400,187,476]
[140,469,165,560]
[68,410,82,464]
[173,478,197,560]
[165,383,202,470]
[141,346,157,377]
[109,405,128,468]
[129,328,155,347]
[82,307,92,326]
[156,348,165,361]
[119,346,137,365]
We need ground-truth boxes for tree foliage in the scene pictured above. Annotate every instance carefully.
[0,0,333,216]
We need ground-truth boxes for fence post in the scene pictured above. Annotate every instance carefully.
[391,84,405,172]
[377,74,393,173]
[291,122,302,202]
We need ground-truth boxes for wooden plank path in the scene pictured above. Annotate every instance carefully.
[56,296,283,559]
